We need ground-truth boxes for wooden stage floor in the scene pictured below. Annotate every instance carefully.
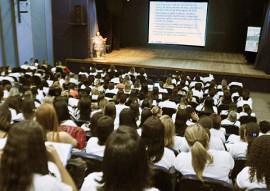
[66,47,270,79]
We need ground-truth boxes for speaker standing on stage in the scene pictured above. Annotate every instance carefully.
[92,32,106,58]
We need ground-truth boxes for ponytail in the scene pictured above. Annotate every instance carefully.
[185,124,213,181]
[191,141,213,181]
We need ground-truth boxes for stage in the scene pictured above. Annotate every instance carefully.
[66,47,270,92]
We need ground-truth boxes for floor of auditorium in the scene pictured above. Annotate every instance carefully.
[82,46,270,79]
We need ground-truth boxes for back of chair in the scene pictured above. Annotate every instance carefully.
[248,188,269,191]
[72,152,103,176]
[231,159,246,183]
[177,174,233,191]
[151,165,176,191]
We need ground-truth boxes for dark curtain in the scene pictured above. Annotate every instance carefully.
[88,0,99,58]
[254,0,270,74]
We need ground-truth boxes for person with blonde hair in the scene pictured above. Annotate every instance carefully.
[174,124,234,183]
[160,115,184,152]
[35,103,77,147]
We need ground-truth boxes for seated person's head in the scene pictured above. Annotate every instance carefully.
[96,116,114,145]
[259,120,270,134]
[0,104,11,134]
[101,126,151,190]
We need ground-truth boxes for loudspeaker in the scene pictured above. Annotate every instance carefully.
[74,5,84,24]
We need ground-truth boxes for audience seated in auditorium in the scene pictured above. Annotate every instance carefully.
[0,105,11,150]
[198,116,226,151]
[174,109,189,137]
[209,113,226,143]
[196,96,217,116]
[174,124,234,183]
[0,120,76,191]
[226,122,259,160]
[226,124,246,144]
[85,116,114,157]
[160,115,185,153]
[81,126,158,191]
[119,108,138,130]
[234,135,270,190]
[141,115,175,170]
[221,110,241,128]
[54,101,77,127]
[35,103,77,147]
[258,120,270,136]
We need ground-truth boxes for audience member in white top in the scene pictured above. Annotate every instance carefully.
[174,124,234,183]
[54,101,77,127]
[158,93,177,110]
[228,80,243,88]
[196,97,218,115]
[160,115,183,152]
[114,94,129,127]
[163,77,175,89]
[221,110,241,128]
[235,135,270,191]
[81,126,159,191]
[209,114,226,143]
[141,115,175,170]
[127,67,138,77]
[0,120,76,191]
[236,88,253,109]
[227,122,259,160]
[86,116,114,157]
[192,83,204,100]
[198,116,226,151]
[258,120,270,136]
[238,104,256,118]
[226,124,246,144]
[35,103,77,147]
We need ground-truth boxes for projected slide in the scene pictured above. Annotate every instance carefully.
[245,27,261,52]
[148,1,208,46]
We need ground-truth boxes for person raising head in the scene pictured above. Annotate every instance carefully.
[174,124,234,183]
[0,120,76,191]
[81,125,158,191]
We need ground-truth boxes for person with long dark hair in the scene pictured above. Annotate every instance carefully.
[235,135,270,190]
[141,116,175,170]
[81,126,158,191]
[0,120,77,191]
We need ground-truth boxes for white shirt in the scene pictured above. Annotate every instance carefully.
[32,173,72,191]
[61,120,77,127]
[179,137,225,152]
[85,137,105,157]
[158,100,177,110]
[174,149,234,183]
[210,128,226,143]
[226,141,248,160]
[236,167,267,190]
[154,148,175,170]
[195,104,218,114]
[237,98,253,109]
[173,136,186,152]
[81,172,159,191]
[221,119,240,128]
[226,134,241,144]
